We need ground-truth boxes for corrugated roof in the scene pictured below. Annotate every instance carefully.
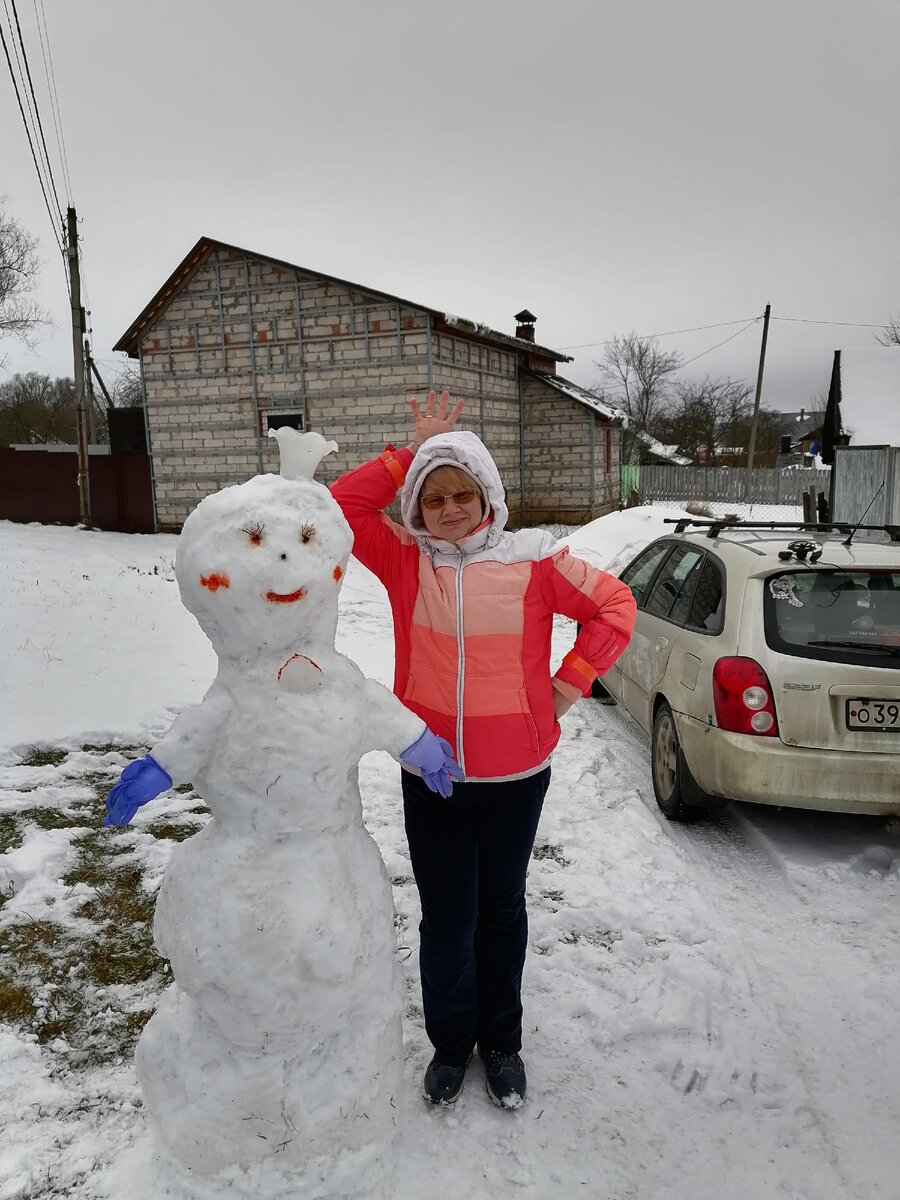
[113,236,572,365]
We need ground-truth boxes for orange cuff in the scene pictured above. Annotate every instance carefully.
[562,651,597,685]
[379,449,407,489]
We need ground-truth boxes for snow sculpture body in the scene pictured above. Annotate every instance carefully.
[130,430,430,1199]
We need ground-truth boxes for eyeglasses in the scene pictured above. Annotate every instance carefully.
[420,489,479,511]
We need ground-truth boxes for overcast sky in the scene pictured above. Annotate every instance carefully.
[2,0,898,412]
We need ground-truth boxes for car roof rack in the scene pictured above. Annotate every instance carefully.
[663,518,900,542]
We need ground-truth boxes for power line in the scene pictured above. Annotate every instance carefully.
[557,317,759,352]
[677,318,761,368]
[770,316,886,329]
[33,0,71,202]
[8,0,62,215]
[0,8,63,256]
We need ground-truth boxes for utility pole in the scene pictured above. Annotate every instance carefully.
[744,302,771,500]
[67,207,91,527]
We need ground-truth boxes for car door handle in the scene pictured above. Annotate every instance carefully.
[656,636,670,650]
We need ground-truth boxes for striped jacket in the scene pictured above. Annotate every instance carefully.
[330,432,637,781]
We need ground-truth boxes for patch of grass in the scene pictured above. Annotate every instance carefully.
[0,813,22,854]
[0,977,36,1022]
[532,841,570,867]
[81,742,144,755]
[63,831,111,889]
[145,820,203,842]
[21,746,68,768]
[29,807,88,832]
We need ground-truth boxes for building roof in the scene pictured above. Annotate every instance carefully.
[633,430,692,466]
[776,409,823,440]
[534,373,626,423]
[113,236,572,366]
[838,347,900,446]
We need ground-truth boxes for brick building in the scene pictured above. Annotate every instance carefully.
[114,238,623,531]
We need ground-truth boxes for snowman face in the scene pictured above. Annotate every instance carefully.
[175,474,353,656]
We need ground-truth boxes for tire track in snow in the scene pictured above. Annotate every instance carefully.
[577,698,897,1195]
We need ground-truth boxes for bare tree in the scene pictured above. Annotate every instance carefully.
[111,361,144,408]
[0,373,76,446]
[593,334,683,461]
[0,205,47,366]
[658,376,753,465]
[875,315,900,347]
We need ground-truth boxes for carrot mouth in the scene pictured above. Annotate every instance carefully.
[266,587,307,604]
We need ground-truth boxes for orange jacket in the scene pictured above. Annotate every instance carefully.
[331,434,636,781]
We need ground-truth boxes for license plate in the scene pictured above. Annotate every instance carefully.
[846,699,900,731]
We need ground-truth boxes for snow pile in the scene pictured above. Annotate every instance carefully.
[557,504,693,575]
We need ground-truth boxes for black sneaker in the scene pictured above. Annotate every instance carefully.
[483,1050,527,1109]
[423,1054,471,1105]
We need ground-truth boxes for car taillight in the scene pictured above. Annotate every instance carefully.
[712,657,779,737]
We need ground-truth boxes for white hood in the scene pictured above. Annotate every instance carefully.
[399,431,509,539]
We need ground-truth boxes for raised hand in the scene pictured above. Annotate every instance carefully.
[410,390,465,449]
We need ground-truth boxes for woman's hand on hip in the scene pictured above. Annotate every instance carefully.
[553,690,575,721]
[409,390,464,449]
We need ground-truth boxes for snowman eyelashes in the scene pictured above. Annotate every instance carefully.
[242,521,266,545]
[300,522,316,544]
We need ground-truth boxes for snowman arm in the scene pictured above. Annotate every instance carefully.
[148,689,234,784]
[359,676,427,758]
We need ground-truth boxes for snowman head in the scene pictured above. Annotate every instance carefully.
[175,435,351,658]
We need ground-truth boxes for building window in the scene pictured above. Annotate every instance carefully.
[261,408,306,436]
[605,427,612,474]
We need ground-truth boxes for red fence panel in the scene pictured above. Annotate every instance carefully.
[0,450,155,534]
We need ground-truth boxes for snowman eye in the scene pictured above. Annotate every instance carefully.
[242,521,266,546]
[300,522,316,544]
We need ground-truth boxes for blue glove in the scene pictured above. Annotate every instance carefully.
[399,729,464,798]
[103,755,173,826]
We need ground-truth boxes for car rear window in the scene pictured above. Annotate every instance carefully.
[764,569,900,670]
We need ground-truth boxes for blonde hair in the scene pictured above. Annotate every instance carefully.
[419,465,485,517]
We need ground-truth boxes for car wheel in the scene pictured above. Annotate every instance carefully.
[651,702,709,823]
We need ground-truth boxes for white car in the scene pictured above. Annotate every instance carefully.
[600,519,900,821]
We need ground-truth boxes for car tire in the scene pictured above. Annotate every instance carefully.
[651,702,711,823]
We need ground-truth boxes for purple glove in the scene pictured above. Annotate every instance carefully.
[399,729,464,798]
[103,755,173,826]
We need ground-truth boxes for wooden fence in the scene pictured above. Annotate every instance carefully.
[0,448,155,533]
[622,464,831,505]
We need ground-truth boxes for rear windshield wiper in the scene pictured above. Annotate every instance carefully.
[807,639,900,657]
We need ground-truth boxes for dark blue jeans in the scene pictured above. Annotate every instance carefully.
[401,766,551,1066]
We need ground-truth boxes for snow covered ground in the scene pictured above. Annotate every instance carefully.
[2,514,899,1200]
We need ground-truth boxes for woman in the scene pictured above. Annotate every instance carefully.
[331,391,636,1109]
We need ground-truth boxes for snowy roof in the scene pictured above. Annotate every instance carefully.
[633,430,692,466]
[840,347,900,446]
[535,374,626,424]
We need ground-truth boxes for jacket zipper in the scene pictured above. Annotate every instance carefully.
[454,546,466,775]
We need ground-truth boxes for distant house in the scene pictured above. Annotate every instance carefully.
[775,407,824,465]
[822,346,900,525]
[113,238,625,531]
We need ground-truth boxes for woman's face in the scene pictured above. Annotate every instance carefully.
[419,466,484,542]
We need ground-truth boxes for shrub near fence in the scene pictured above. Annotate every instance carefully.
[623,464,831,506]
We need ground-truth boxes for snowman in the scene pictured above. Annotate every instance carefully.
[103,428,460,1199]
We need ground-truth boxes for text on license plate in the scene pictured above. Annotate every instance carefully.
[845,699,900,731]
